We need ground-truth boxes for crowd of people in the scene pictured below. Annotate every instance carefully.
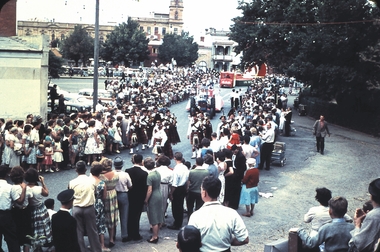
[0,68,379,251]
[295,182,380,252]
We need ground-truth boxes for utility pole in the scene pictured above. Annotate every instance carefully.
[93,0,99,112]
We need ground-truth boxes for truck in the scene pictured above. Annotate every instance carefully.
[219,63,267,88]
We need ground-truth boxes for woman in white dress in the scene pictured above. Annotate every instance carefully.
[8,127,21,168]
[84,120,102,165]
[22,124,37,169]
[216,151,227,203]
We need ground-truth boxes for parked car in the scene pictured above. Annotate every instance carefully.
[48,101,92,119]
[78,88,114,104]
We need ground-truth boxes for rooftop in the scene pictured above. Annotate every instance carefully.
[0,36,43,51]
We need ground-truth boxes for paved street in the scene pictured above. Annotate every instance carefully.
[3,79,379,251]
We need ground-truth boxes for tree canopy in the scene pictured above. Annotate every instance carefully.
[61,25,94,66]
[101,18,150,66]
[48,51,64,78]
[230,0,380,98]
[158,31,198,67]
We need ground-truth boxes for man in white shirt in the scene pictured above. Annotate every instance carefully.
[210,132,221,154]
[188,176,249,251]
[114,157,132,242]
[258,122,275,170]
[168,152,189,230]
[69,161,102,252]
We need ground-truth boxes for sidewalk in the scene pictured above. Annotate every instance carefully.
[288,95,379,146]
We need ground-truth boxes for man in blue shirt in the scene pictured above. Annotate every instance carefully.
[298,196,354,252]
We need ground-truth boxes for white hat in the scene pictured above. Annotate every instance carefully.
[78,122,88,129]
[246,158,256,165]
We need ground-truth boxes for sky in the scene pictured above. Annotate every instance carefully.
[17,0,242,37]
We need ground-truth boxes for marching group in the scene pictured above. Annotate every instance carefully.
[0,70,283,252]
[0,68,379,252]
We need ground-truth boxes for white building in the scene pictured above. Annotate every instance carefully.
[0,35,49,120]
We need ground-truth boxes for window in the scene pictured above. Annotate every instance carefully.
[153,48,158,54]
[61,34,65,40]
[51,33,55,41]
[140,27,144,32]
[174,28,178,34]
[154,27,158,35]
[147,27,151,35]
[162,27,166,35]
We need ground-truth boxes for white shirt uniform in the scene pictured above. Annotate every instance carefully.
[188,201,249,251]
[172,163,189,187]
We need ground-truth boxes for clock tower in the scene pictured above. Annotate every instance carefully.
[169,0,184,34]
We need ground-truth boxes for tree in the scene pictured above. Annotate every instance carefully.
[101,18,149,66]
[48,50,64,78]
[230,0,380,98]
[61,25,94,66]
[158,31,198,66]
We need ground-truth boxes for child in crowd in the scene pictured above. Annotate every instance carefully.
[36,144,45,173]
[298,196,354,252]
[53,136,63,172]
[44,198,57,220]
[43,141,54,173]
[176,225,202,252]
[240,158,259,217]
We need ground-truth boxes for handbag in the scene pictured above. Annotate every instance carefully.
[14,143,24,156]
[15,149,25,156]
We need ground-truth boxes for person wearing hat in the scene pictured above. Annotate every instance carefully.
[350,178,380,251]
[239,158,259,217]
[113,157,132,242]
[51,189,81,252]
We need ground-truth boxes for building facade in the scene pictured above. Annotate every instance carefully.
[17,0,184,66]
[0,35,49,120]
[195,28,240,72]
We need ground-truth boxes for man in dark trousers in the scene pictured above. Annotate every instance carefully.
[168,152,189,230]
[0,165,25,252]
[125,154,148,241]
[52,189,81,252]
[58,94,65,114]
[229,145,246,209]
[284,107,292,137]
[50,84,59,111]
[312,115,330,155]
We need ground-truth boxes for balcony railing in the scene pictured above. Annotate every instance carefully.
[213,55,233,61]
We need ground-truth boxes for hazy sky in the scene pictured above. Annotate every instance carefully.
[17,0,242,37]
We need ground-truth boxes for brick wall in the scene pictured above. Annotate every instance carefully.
[0,0,17,37]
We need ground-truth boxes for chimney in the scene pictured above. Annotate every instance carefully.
[0,0,17,36]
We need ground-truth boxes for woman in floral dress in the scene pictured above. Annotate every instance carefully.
[77,123,87,160]
[24,168,53,248]
[91,163,110,252]
[22,124,37,169]
[99,158,119,248]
